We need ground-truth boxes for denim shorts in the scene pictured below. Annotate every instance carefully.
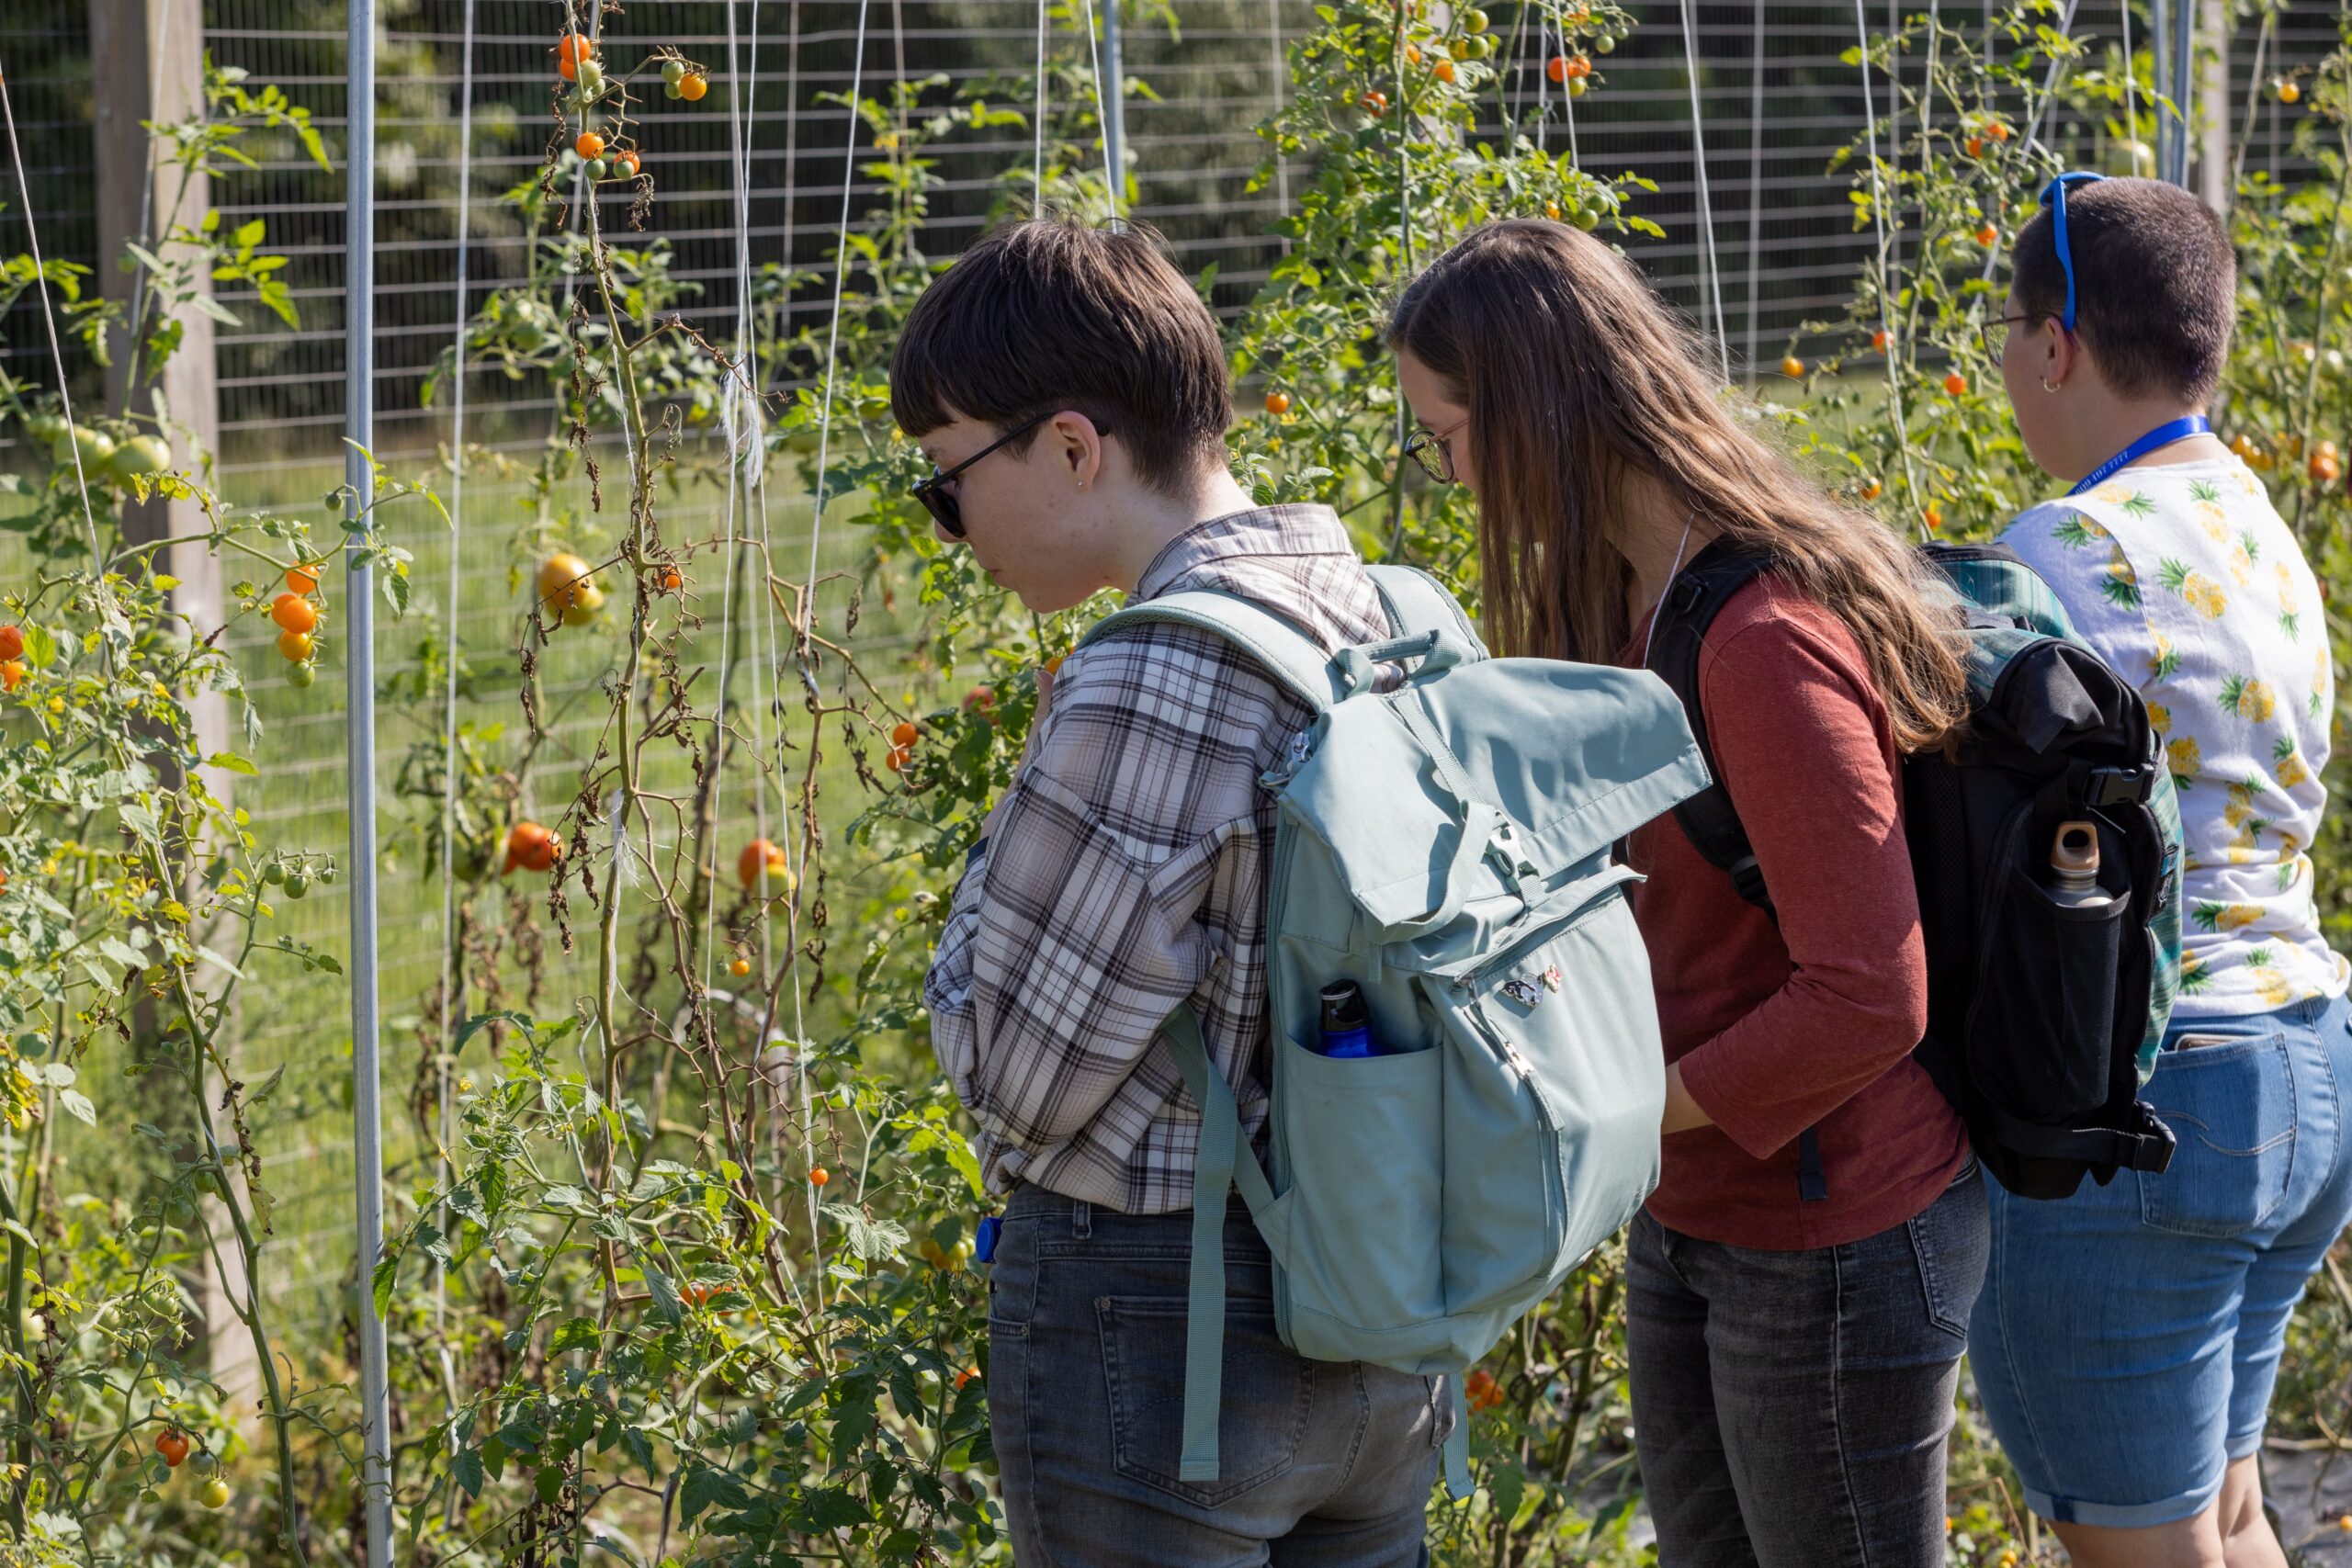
[1968,991,2352,1529]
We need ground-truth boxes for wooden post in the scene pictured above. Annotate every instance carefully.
[87,0,254,1420]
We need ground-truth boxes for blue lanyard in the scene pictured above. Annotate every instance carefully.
[2069,415,2211,495]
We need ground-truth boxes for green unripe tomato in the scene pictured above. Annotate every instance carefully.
[110,434,174,483]
[196,1167,221,1195]
[189,1450,219,1476]
[288,660,317,689]
[662,58,686,85]
[1593,32,1616,51]
[586,157,608,180]
[23,413,65,446]
[282,870,311,898]
[1574,206,1600,230]
[664,81,684,99]
[319,861,338,885]
[1567,74,1588,96]
[261,862,285,886]
[198,1476,231,1509]
[1465,33,1493,57]
[164,1195,195,1225]
[1463,7,1488,31]
[55,425,117,472]
[575,60,605,96]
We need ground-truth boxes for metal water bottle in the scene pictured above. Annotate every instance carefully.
[2049,820,2115,910]
[1317,980,1384,1058]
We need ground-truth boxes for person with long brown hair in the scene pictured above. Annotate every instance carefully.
[1389,218,1985,1565]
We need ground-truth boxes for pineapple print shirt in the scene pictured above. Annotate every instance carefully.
[2004,456,2347,1017]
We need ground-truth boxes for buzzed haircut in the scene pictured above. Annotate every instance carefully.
[891,220,1234,493]
[2012,176,2236,406]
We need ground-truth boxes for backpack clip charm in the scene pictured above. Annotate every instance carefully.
[1501,977,1544,1008]
[1541,964,1564,992]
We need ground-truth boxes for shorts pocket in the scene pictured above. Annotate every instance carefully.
[1096,1294,1314,1507]
[1968,865,2126,1121]
[2137,1032,2298,1239]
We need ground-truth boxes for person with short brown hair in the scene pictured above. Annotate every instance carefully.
[1974,175,2352,1568]
[906,220,1451,1562]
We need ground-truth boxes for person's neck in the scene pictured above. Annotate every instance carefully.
[1103,465,1260,595]
[1615,474,1715,627]
[2052,389,2225,485]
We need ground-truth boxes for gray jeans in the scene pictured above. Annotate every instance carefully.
[985,1182,1448,1566]
[1624,1167,1989,1568]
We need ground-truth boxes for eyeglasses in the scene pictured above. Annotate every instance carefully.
[1403,414,1470,484]
[1979,312,2040,358]
[910,411,1110,539]
[2039,170,2106,333]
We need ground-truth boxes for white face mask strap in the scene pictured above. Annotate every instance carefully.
[1641,513,1697,668]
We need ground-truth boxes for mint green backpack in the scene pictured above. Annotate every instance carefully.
[1079,565,1709,1497]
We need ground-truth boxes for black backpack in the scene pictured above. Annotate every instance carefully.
[1644,539,2183,1201]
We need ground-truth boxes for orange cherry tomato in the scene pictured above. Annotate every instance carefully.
[1433,58,1456,82]
[1943,371,1969,397]
[156,1429,190,1467]
[1361,90,1388,114]
[1974,223,1998,246]
[504,820,560,874]
[890,721,920,747]
[1781,355,1804,379]
[276,629,314,662]
[729,957,752,976]
[557,31,596,64]
[1264,391,1290,414]
[285,564,321,595]
[1546,54,1569,83]
[809,1167,830,1187]
[680,73,709,101]
[575,131,605,162]
[270,592,319,635]
[0,625,19,660]
[0,661,22,694]
[738,837,791,893]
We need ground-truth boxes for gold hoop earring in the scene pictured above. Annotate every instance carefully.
[2041,378,2063,393]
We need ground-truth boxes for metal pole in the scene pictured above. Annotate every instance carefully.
[344,0,392,1559]
[1101,0,1125,215]
[2151,0,2177,182]
[2166,0,2194,186]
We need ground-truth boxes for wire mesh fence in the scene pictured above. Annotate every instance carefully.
[0,0,2341,1355]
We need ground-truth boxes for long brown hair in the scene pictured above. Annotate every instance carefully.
[1386,220,1968,752]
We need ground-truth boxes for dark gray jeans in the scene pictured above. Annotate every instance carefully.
[1624,1167,1989,1568]
[986,1182,1448,1566]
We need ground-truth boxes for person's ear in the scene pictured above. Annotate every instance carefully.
[1046,411,1106,491]
[2036,316,2079,390]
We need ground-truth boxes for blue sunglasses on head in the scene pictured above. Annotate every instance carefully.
[2039,170,2107,332]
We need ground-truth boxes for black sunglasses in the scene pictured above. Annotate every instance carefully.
[910,411,1110,538]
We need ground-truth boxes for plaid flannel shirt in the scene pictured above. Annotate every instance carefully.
[922,504,1394,1213]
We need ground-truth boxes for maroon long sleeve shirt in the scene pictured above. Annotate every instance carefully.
[1623,576,1970,1250]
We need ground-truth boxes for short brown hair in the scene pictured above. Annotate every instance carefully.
[2012,176,2235,405]
[890,220,1233,493]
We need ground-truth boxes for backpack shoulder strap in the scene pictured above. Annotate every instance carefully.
[1642,541,1775,912]
[1365,563,1490,663]
[1080,590,1344,712]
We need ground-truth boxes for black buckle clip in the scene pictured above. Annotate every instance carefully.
[2086,765,2149,807]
